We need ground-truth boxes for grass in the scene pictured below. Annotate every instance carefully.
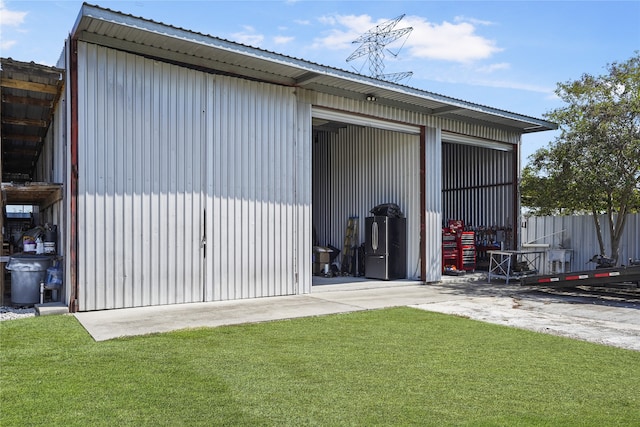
[1,307,639,426]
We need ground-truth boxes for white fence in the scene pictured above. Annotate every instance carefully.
[521,213,640,270]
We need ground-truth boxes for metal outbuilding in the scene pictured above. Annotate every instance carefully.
[2,3,556,312]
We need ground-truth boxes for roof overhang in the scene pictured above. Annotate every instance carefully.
[72,3,557,135]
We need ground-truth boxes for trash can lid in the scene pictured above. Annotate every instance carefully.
[6,254,53,271]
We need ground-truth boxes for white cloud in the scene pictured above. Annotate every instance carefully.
[231,26,264,47]
[0,0,28,27]
[475,78,554,94]
[424,70,554,95]
[313,14,380,50]
[403,16,502,63]
[1,39,16,50]
[312,14,502,64]
[317,15,337,26]
[454,15,494,26]
[476,62,511,73]
[274,35,294,45]
[0,0,28,52]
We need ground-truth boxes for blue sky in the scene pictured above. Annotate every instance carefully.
[1,0,639,163]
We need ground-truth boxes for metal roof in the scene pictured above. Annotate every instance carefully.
[73,3,557,135]
[1,58,64,182]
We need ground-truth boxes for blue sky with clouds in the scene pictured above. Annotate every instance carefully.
[1,1,639,162]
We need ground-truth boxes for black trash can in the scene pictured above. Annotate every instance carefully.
[6,254,53,305]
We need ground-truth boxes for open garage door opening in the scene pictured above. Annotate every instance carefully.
[310,108,423,287]
[441,132,519,272]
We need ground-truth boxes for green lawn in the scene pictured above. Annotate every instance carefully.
[1,307,639,426]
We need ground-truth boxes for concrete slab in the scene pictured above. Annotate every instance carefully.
[35,302,68,316]
[75,294,362,341]
[312,284,469,310]
[75,282,439,341]
[73,278,640,351]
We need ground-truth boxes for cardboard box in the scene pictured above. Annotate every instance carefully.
[313,246,333,264]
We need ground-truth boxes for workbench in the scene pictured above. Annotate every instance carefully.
[487,250,544,284]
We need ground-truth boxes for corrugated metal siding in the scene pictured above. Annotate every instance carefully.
[522,214,640,268]
[76,42,307,310]
[311,91,522,144]
[296,101,313,294]
[77,42,207,310]
[442,142,515,230]
[205,75,302,301]
[423,127,442,282]
[312,126,422,279]
[72,40,528,309]
[34,128,64,226]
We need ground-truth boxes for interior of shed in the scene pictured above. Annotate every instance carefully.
[1,58,65,306]
[441,138,518,272]
[310,113,421,282]
[310,118,518,283]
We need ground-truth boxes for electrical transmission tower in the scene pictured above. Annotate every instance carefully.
[346,14,413,83]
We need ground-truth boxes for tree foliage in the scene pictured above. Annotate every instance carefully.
[522,53,640,262]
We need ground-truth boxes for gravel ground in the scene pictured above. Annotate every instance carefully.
[420,278,640,351]
[0,306,37,321]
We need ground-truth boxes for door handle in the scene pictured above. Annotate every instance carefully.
[372,222,378,251]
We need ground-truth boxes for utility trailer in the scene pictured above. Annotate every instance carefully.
[520,265,640,288]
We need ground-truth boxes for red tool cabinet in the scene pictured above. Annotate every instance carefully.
[442,222,476,272]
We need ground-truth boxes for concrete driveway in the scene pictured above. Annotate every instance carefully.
[74,275,640,351]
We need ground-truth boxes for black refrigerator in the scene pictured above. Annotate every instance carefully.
[365,216,407,280]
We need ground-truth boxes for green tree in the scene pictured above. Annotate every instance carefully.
[522,53,640,263]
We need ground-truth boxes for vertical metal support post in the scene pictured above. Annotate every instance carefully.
[419,126,427,281]
[512,141,520,251]
[69,37,79,313]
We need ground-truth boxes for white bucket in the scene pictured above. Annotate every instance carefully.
[23,242,36,253]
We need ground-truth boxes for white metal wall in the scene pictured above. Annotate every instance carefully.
[34,98,66,228]
[423,127,442,283]
[312,92,521,145]
[204,74,305,300]
[72,41,529,310]
[522,214,640,267]
[75,43,309,310]
[296,101,314,294]
[77,43,207,310]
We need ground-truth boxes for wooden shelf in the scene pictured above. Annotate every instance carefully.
[1,182,63,208]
